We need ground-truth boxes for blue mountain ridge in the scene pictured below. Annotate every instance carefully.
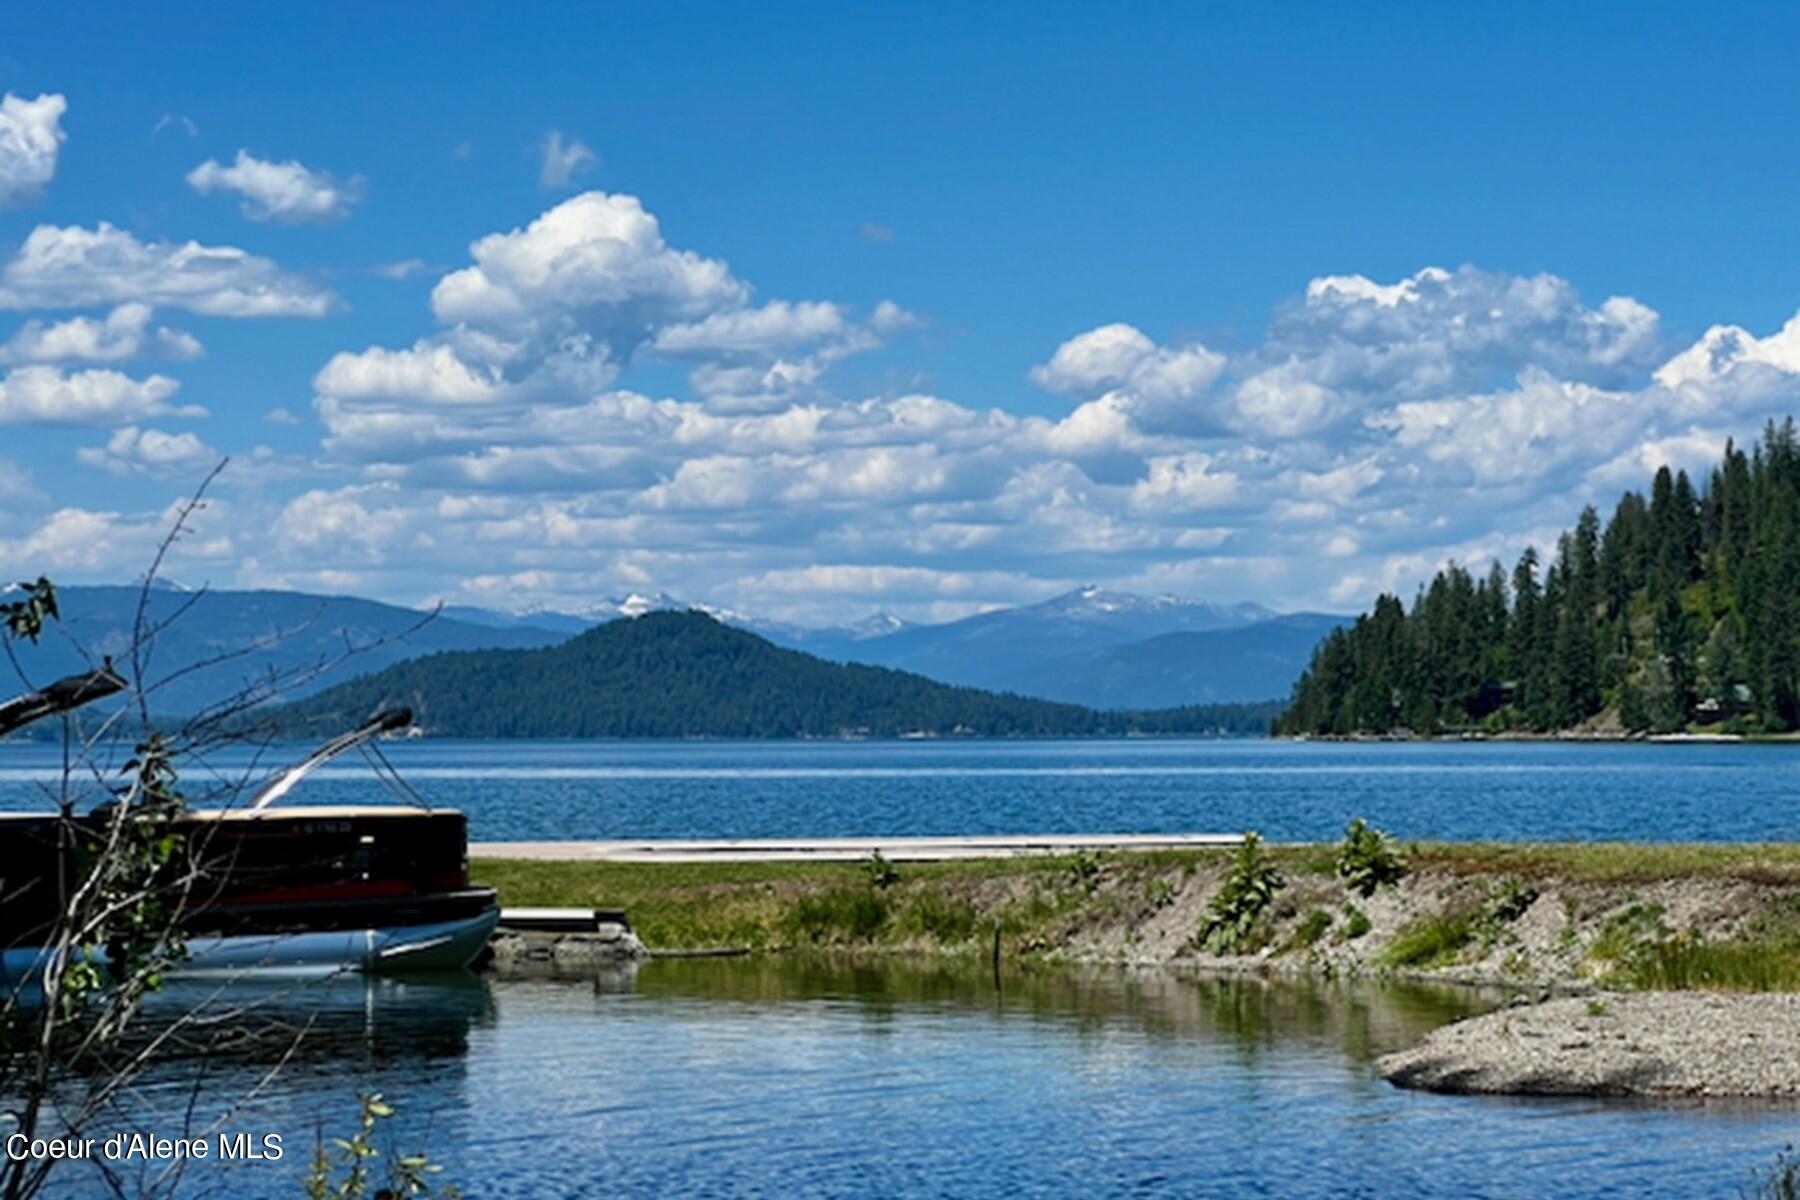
[2,584,1340,716]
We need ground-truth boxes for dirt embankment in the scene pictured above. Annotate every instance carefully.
[478,844,1800,989]
[1037,850,1792,993]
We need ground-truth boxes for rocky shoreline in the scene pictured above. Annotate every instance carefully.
[1378,991,1800,1098]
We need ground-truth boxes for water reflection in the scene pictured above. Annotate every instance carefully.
[15,959,1798,1199]
[628,955,1496,1063]
[144,971,493,1066]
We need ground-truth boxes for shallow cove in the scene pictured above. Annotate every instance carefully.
[36,958,1800,1198]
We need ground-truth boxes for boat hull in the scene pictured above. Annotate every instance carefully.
[2,906,498,984]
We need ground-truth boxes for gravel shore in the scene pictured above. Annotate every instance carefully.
[1379,992,1800,1097]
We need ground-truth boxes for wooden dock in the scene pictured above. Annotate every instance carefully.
[472,833,1242,863]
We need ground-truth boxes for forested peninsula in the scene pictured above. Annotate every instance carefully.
[1278,421,1800,738]
[275,610,1281,738]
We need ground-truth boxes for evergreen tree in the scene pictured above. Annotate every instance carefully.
[1275,423,1800,737]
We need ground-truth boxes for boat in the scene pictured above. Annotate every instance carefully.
[0,675,498,981]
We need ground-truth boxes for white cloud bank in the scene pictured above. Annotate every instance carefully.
[12,177,1800,625]
[242,193,1800,621]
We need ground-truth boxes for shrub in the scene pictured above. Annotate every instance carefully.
[1197,833,1285,954]
[861,849,900,889]
[1486,879,1539,925]
[1744,1146,1800,1200]
[1586,903,1670,967]
[1067,850,1102,894]
[1339,904,1372,941]
[1381,912,1474,968]
[787,887,890,942]
[1335,818,1408,898]
[897,892,980,943]
[303,1093,460,1199]
[1291,908,1334,949]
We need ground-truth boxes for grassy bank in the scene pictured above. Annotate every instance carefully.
[473,842,1800,991]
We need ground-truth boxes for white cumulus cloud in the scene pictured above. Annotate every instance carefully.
[314,341,506,406]
[1030,323,1227,432]
[654,301,851,357]
[186,150,364,224]
[76,425,218,477]
[431,191,748,340]
[0,365,199,426]
[0,223,334,317]
[0,93,66,208]
[0,303,202,364]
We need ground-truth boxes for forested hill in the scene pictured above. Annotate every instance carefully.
[274,610,1281,738]
[1278,420,1800,738]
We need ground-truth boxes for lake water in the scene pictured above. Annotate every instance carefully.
[3,738,1800,842]
[10,742,1800,1197]
[29,960,1799,1199]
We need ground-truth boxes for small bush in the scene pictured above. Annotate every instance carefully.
[786,887,890,942]
[1587,903,1670,967]
[303,1093,460,1199]
[1291,908,1333,949]
[861,850,900,889]
[1339,904,1372,941]
[897,892,980,943]
[1744,1146,1800,1200]
[1586,999,1610,1016]
[1335,819,1408,898]
[1067,850,1103,894]
[1197,833,1285,955]
[1487,879,1539,925]
[1381,912,1474,968]
[1145,876,1176,909]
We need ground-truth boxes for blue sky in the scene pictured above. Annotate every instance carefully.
[4,3,1800,624]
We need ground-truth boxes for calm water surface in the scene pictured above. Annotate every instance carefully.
[3,738,1799,842]
[10,741,1797,1197]
[36,960,1799,1199]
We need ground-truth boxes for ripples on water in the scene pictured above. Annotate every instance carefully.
[5,738,1800,841]
[21,960,1799,1199]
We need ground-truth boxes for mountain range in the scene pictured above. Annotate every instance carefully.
[2,583,1344,718]
[1,586,565,717]
[272,610,1284,739]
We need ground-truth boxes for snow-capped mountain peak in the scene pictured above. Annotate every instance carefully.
[847,611,911,640]
[1037,586,1271,623]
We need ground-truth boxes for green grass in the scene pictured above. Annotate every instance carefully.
[472,853,1136,952]
[1619,937,1800,992]
[786,887,890,943]
[896,891,982,943]
[1411,843,1800,884]
[1288,908,1334,950]
[473,844,1800,981]
[1380,913,1475,968]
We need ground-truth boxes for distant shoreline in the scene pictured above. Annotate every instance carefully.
[1286,730,1800,744]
